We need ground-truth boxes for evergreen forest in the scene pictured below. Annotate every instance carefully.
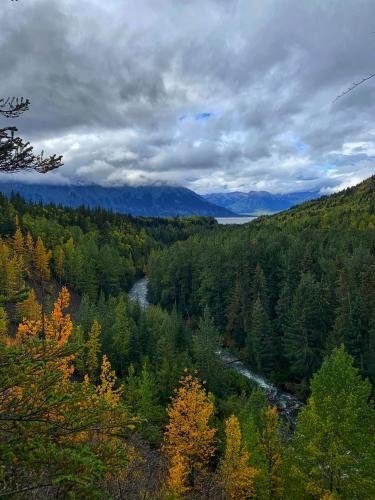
[1,177,375,499]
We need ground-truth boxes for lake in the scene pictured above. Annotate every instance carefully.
[215,216,256,225]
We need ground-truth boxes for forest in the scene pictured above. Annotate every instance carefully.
[0,179,375,499]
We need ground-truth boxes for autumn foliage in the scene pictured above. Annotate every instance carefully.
[218,415,258,499]
[163,372,217,495]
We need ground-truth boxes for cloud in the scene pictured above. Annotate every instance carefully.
[1,0,374,193]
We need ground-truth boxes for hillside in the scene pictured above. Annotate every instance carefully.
[203,189,320,214]
[148,175,375,397]
[1,177,375,498]
[261,175,375,228]
[0,182,235,217]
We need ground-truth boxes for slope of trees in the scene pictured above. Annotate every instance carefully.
[0,179,374,497]
[148,175,375,396]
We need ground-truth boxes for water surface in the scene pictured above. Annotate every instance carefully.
[128,277,303,423]
[215,216,256,225]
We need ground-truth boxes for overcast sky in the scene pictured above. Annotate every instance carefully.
[1,0,375,194]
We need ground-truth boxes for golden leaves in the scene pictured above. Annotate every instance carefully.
[218,415,258,499]
[96,354,123,407]
[163,373,217,495]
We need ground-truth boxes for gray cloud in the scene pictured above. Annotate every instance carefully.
[1,0,375,193]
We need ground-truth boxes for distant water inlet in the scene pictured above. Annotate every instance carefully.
[215,216,256,225]
[128,277,303,423]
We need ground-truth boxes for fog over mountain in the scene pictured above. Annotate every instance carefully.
[0,182,235,217]
[1,0,375,193]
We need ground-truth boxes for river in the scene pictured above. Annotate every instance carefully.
[128,277,302,423]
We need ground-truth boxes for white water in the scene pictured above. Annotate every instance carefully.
[128,277,302,421]
[128,277,149,308]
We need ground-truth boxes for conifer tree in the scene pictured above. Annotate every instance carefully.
[109,296,135,376]
[251,264,269,313]
[226,277,246,348]
[136,360,164,445]
[260,406,284,499]
[218,415,258,499]
[30,236,52,285]
[283,272,327,382]
[193,306,220,391]
[163,373,217,491]
[275,281,292,334]
[85,319,101,381]
[54,246,65,286]
[12,222,24,258]
[247,297,278,373]
[291,347,375,498]
[96,354,123,407]
[27,236,52,334]
[15,288,41,321]
[0,306,8,340]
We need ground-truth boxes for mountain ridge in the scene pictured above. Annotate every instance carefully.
[203,189,321,214]
[0,182,235,217]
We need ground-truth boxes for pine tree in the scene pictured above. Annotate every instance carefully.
[27,236,52,335]
[226,277,246,348]
[260,406,284,499]
[331,269,357,349]
[283,272,327,382]
[246,297,278,373]
[12,221,24,256]
[275,281,292,335]
[96,354,123,407]
[163,372,217,492]
[85,320,101,381]
[165,453,190,498]
[109,296,135,376]
[54,245,65,285]
[31,236,52,285]
[251,264,269,313]
[15,288,41,322]
[218,415,258,499]
[193,306,220,391]
[0,306,8,341]
[0,336,132,497]
[291,347,375,498]
[137,360,164,445]
[16,288,74,382]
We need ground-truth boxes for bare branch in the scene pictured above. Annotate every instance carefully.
[0,97,29,117]
[333,73,375,102]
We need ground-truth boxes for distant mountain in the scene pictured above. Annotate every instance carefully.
[0,182,235,217]
[203,190,321,214]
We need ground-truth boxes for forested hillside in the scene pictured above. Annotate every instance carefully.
[1,182,375,498]
[149,176,375,396]
[0,182,235,217]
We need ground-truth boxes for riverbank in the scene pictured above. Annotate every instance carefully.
[128,277,303,424]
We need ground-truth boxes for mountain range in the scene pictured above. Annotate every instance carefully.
[203,190,321,214]
[0,182,325,217]
[0,183,234,217]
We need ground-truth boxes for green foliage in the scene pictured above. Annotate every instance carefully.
[0,339,132,497]
[0,306,7,338]
[193,306,221,391]
[290,347,375,499]
[148,176,375,392]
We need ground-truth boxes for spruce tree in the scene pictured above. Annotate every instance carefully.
[283,272,327,381]
[291,347,375,498]
[193,306,220,391]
